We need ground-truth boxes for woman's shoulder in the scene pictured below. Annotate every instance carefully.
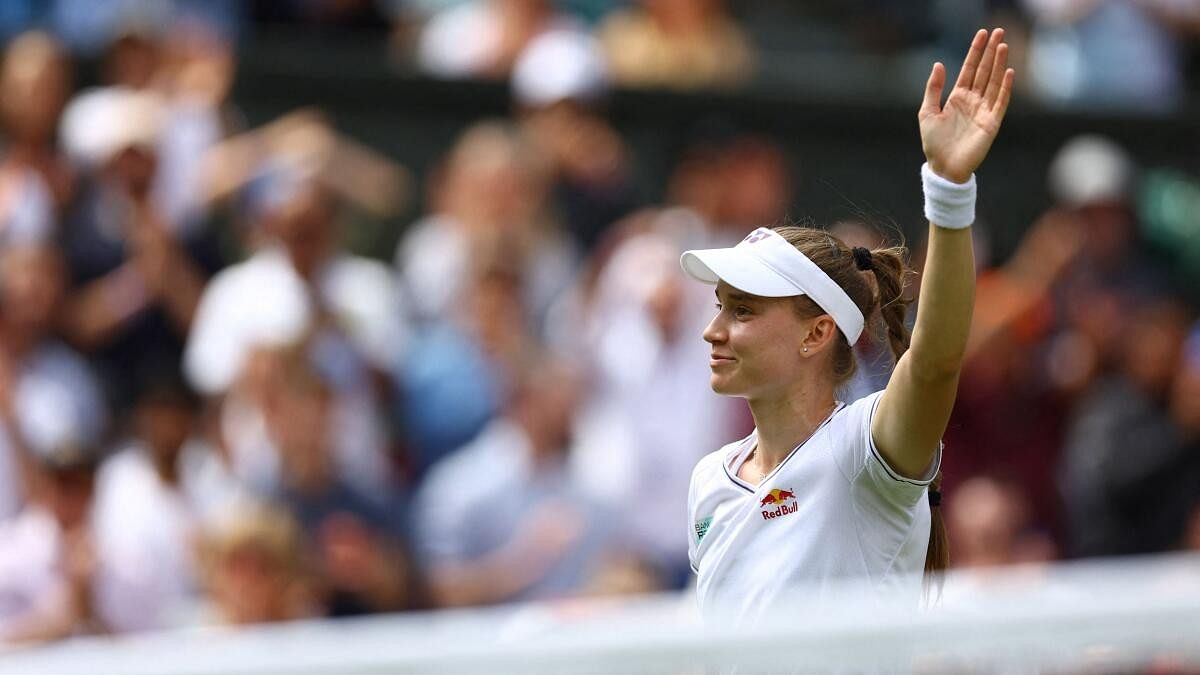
[827,390,886,435]
[691,433,751,485]
[843,389,885,414]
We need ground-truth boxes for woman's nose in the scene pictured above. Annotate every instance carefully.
[703,313,725,345]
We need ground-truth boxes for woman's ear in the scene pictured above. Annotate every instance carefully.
[800,315,840,357]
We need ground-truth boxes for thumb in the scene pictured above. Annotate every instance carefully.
[919,62,945,119]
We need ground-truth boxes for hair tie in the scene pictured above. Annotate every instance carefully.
[928,489,942,507]
[851,247,874,271]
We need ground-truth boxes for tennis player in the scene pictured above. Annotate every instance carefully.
[683,28,1014,618]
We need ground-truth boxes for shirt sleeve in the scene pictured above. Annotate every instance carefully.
[413,467,472,565]
[831,391,942,507]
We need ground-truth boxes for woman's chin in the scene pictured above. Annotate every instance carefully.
[709,374,743,397]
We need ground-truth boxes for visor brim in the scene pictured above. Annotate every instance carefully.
[680,248,801,298]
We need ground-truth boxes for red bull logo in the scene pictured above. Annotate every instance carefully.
[760,488,798,520]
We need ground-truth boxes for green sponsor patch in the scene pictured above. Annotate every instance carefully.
[695,516,713,542]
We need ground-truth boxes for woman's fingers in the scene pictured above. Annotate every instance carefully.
[972,28,1004,94]
[984,43,1009,107]
[920,62,946,118]
[993,68,1015,119]
[954,29,988,90]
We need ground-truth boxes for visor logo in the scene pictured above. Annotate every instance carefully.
[742,229,772,245]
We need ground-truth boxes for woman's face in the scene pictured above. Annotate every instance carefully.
[703,281,813,399]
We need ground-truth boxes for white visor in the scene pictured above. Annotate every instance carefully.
[680,227,866,345]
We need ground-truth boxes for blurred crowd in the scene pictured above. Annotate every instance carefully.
[2,1,1199,111]
[0,0,1196,650]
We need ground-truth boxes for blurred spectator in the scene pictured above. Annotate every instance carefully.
[512,30,639,250]
[398,259,533,472]
[151,20,240,233]
[0,443,103,643]
[947,475,1057,567]
[663,127,792,247]
[0,244,107,521]
[98,31,160,90]
[0,32,74,248]
[186,175,401,502]
[270,351,394,530]
[199,503,321,625]
[943,209,1082,538]
[187,175,401,391]
[568,225,739,584]
[395,120,577,326]
[204,109,410,233]
[58,86,219,414]
[1021,0,1198,113]
[1059,299,1196,557]
[598,0,755,89]
[1046,135,1142,285]
[264,350,418,616]
[417,0,583,79]
[710,135,791,234]
[90,369,243,633]
[414,357,621,606]
[1040,136,1171,399]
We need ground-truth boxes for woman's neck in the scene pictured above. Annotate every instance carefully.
[746,383,838,475]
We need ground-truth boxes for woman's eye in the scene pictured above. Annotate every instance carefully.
[715,302,750,318]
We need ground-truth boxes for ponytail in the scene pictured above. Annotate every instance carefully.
[867,246,949,590]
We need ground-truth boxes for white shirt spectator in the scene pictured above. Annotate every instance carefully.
[91,441,245,632]
[186,246,399,501]
[0,507,70,642]
[185,246,405,394]
[0,341,107,518]
[416,418,614,600]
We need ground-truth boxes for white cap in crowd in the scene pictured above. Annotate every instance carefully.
[1049,134,1135,208]
[512,30,608,107]
[60,87,166,167]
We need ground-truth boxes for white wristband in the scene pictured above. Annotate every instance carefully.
[922,162,976,230]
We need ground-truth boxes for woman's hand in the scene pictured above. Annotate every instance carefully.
[919,28,1015,184]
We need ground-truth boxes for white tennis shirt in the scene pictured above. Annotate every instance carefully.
[688,390,940,620]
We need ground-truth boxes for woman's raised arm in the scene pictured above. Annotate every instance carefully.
[872,28,1015,479]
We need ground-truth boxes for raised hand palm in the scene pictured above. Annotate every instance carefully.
[919,29,1015,184]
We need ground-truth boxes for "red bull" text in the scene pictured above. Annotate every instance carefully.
[759,488,798,520]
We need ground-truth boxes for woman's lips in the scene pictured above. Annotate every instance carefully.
[709,355,735,367]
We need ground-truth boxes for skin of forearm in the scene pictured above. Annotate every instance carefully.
[60,267,149,349]
[909,223,976,380]
[156,257,205,333]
